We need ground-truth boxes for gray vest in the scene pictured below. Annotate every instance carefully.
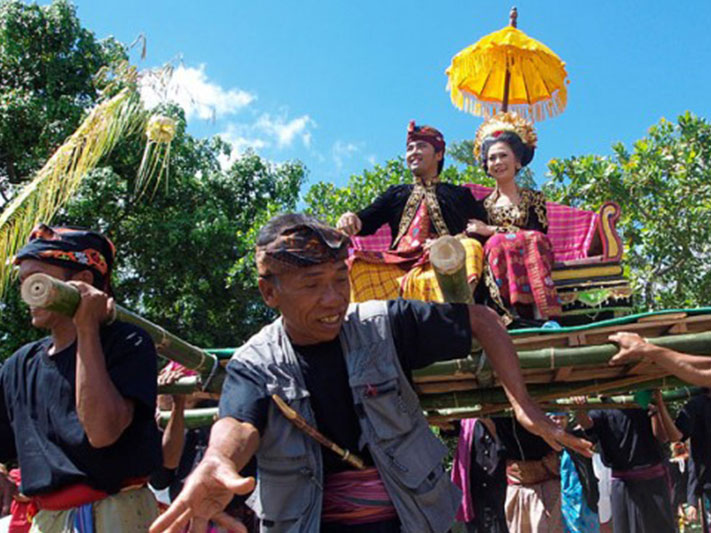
[235,300,460,532]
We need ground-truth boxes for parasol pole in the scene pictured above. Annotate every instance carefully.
[501,7,518,112]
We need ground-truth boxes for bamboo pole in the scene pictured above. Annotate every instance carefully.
[22,273,225,393]
[430,236,473,304]
[419,374,687,411]
[414,330,711,380]
[157,407,218,429]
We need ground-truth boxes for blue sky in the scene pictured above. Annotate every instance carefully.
[64,0,711,191]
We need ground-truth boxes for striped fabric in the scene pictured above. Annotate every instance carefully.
[351,184,600,263]
[349,239,484,303]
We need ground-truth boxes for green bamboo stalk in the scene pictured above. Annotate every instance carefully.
[419,375,688,411]
[22,273,225,392]
[157,376,201,395]
[414,330,711,379]
[430,236,473,304]
[157,407,218,429]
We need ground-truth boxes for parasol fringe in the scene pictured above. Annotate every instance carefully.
[452,89,567,122]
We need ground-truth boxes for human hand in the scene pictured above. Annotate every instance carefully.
[336,212,362,236]
[149,452,255,533]
[68,281,113,331]
[686,505,698,523]
[512,397,593,457]
[609,332,649,366]
[466,219,494,237]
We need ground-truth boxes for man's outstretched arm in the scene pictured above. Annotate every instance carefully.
[609,332,711,387]
[467,305,593,457]
[150,417,258,533]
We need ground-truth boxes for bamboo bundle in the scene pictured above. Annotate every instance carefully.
[21,273,225,393]
[414,330,711,382]
[419,374,687,411]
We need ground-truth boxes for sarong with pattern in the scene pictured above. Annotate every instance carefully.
[485,230,562,318]
[322,467,398,525]
[349,199,483,302]
[29,487,158,533]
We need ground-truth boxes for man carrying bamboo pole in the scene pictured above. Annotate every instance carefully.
[0,225,162,531]
[575,392,679,533]
[151,213,591,533]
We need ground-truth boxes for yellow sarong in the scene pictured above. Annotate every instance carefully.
[350,237,484,303]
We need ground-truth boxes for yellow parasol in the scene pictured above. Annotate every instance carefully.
[446,7,569,121]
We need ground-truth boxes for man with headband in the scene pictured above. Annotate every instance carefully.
[0,224,162,531]
[152,213,591,533]
[337,121,486,303]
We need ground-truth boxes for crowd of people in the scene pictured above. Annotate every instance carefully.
[0,114,709,532]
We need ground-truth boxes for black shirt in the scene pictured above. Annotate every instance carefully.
[356,183,484,246]
[675,394,711,495]
[588,409,663,470]
[468,421,507,527]
[493,417,553,461]
[219,299,472,476]
[0,321,162,495]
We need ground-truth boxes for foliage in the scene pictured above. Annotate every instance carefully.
[543,112,711,310]
[0,0,126,201]
[0,1,304,357]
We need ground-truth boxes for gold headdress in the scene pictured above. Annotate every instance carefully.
[473,112,537,160]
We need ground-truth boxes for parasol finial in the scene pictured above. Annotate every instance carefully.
[509,6,518,28]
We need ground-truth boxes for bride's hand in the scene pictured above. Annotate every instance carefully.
[466,219,495,237]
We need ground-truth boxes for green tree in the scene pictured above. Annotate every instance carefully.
[543,112,711,310]
[0,2,305,357]
[0,0,126,201]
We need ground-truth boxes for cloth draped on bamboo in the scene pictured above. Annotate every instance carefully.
[560,450,599,533]
[505,454,562,533]
[479,188,561,319]
[349,197,483,302]
[321,467,398,525]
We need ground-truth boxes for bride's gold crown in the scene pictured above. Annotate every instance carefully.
[473,112,538,160]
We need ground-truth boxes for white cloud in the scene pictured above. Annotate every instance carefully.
[216,125,268,169]
[216,113,316,169]
[332,140,360,169]
[255,113,315,148]
[366,154,378,166]
[140,64,255,120]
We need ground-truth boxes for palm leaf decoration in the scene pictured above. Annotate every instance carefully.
[0,67,176,300]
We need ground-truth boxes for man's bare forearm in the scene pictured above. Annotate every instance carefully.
[206,417,260,471]
[644,345,711,387]
[467,305,531,408]
[75,326,134,447]
[162,401,186,469]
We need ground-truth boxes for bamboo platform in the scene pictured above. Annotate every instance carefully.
[415,309,711,420]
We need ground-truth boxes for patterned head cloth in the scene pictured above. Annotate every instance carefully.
[255,215,350,277]
[14,224,116,287]
[406,120,445,153]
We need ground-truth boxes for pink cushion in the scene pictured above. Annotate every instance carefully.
[351,184,600,262]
